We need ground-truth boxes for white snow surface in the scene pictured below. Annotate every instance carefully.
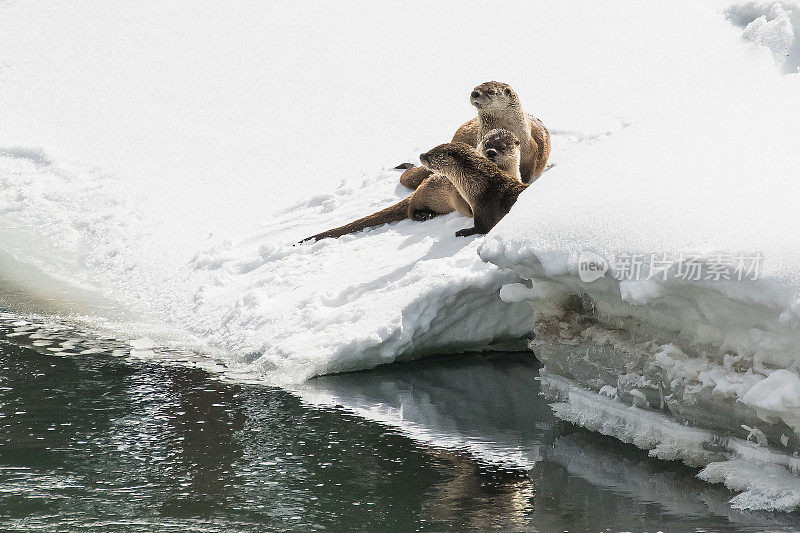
[2,0,800,512]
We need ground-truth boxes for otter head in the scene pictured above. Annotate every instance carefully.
[478,128,521,171]
[470,81,519,112]
[419,142,477,175]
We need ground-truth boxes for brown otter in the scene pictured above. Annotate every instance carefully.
[419,141,528,237]
[399,81,550,190]
[302,129,521,242]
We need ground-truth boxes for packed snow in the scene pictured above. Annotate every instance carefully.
[2,0,800,512]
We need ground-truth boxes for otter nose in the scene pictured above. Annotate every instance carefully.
[485,148,497,159]
[471,91,481,99]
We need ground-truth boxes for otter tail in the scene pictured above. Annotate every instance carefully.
[301,197,411,242]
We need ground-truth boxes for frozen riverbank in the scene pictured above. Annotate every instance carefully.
[474,1,800,509]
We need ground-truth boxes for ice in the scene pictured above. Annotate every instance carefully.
[541,372,716,467]
[742,369,800,429]
[544,371,800,511]
[699,459,800,511]
[129,337,156,351]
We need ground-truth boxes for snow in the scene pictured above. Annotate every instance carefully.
[725,0,800,73]
[2,0,800,513]
[185,181,538,383]
[742,369,800,429]
[0,145,544,383]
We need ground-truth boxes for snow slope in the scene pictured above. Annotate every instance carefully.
[185,180,536,383]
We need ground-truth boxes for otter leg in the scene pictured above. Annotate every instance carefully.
[411,210,437,221]
[407,174,462,222]
[455,226,482,237]
[455,211,493,237]
[399,166,433,190]
[455,218,490,236]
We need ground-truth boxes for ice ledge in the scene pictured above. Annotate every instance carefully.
[479,238,800,511]
[542,371,800,511]
[479,239,800,435]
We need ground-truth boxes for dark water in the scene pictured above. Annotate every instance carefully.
[0,315,798,532]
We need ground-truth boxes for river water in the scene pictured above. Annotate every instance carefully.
[0,313,796,532]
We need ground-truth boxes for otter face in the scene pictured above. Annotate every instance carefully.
[419,142,474,174]
[479,128,520,164]
[470,81,517,111]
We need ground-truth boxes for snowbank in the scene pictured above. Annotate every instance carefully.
[478,70,800,439]
[475,3,800,511]
[183,169,539,384]
[0,128,599,383]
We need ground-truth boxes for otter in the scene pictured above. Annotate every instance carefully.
[302,129,521,242]
[419,141,528,237]
[399,81,550,190]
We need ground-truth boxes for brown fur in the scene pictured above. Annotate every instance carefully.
[419,142,528,237]
[399,81,550,190]
[302,130,521,242]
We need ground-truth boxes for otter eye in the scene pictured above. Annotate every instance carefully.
[487,90,495,95]
[515,140,520,145]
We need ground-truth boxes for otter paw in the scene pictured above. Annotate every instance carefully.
[394,162,415,170]
[412,210,437,221]
[455,227,481,237]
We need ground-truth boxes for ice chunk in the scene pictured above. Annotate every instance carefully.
[741,369,800,431]
[699,459,800,511]
[129,337,155,350]
[499,283,537,303]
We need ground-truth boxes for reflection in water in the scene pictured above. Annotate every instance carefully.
[422,450,535,531]
[297,352,554,468]
[0,316,798,531]
[298,353,800,532]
